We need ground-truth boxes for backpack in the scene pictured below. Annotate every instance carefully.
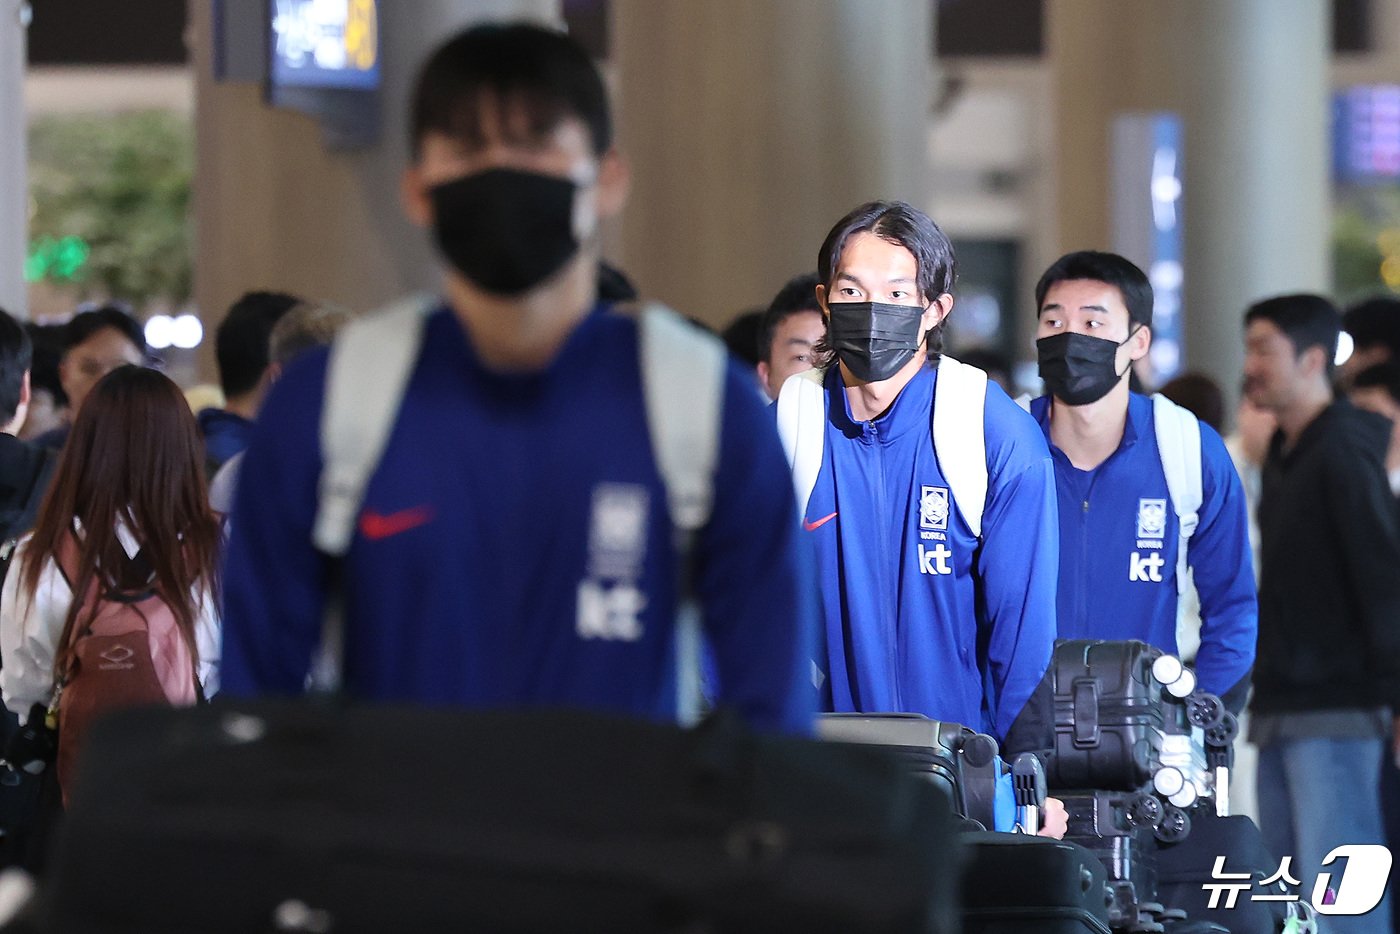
[310,295,727,722]
[51,533,201,802]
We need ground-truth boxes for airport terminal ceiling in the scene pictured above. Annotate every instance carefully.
[20,0,1378,67]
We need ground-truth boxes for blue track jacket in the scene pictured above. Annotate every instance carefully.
[808,364,1059,742]
[1029,393,1256,699]
[221,304,817,734]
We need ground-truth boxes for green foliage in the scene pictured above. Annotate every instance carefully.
[1333,185,1400,305]
[27,110,193,305]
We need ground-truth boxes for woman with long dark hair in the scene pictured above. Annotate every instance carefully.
[0,366,222,777]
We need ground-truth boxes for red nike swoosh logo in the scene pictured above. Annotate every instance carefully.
[803,511,838,532]
[359,506,435,541]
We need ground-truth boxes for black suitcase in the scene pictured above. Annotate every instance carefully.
[960,831,1113,933]
[1158,813,1293,934]
[1060,790,1175,932]
[817,712,1003,830]
[29,703,962,934]
[1047,640,1191,792]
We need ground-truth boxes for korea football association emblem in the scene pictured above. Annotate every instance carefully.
[920,486,949,531]
[1137,498,1167,539]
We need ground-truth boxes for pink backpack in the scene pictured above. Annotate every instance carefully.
[52,534,200,802]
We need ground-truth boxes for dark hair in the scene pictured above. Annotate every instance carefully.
[216,291,302,398]
[597,263,638,303]
[64,306,145,358]
[721,310,764,368]
[816,201,957,359]
[1342,296,1400,358]
[409,23,611,159]
[21,367,222,682]
[1352,362,1400,406]
[1035,251,1154,330]
[25,324,66,406]
[0,309,32,425]
[957,347,1012,386]
[1159,372,1225,432]
[1244,294,1341,376]
[759,273,822,364]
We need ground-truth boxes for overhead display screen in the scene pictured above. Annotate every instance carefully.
[270,0,379,91]
[1334,85,1400,182]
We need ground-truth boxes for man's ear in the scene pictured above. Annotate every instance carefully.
[1304,344,1330,379]
[594,148,630,220]
[815,284,829,317]
[923,292,954,331]
[1129,324,1153,362]
[401,166,433,228]
[19,370,30,410]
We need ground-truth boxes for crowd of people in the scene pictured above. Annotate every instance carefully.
[0,19,1394,930]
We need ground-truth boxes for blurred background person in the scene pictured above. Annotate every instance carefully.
[1159,371,1225,433]
[18,325,66,445]
[199,291,303,472]
[755,272,824,401]
[1349,362,1400,498]
[1244,294,1400,931]
[32,306,146,451]
[0,365,221,863]
[1340,296,1400,390]
[208,300,355,515]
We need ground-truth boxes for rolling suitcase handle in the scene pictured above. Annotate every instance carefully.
[1204,711,1238,818]
[1011,753,1047,835]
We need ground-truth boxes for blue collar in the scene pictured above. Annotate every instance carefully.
[828,362,937,444]
[1033,391,1150,460]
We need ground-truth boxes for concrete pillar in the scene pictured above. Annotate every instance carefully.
[1167,0,1331,392]
[1047,0,1175,258]
[1049,0,1330,400]
[0,1,27,318]
[611,0,932,327]
[190,0,559,376]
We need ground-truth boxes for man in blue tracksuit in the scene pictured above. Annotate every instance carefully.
[1030,251,1256,708]
[783,201,1059,751]
[219,24,815,734]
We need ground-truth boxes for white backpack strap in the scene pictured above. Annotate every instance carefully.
[1152,393,1203,597]
[638,303,726,534]
[776,367,829,519]
[931,356,990,540]
[637,303,726,727]
[312,294,435,556]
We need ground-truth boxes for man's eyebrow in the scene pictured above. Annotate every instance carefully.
[784,336,815,347]
[835,272,866,288]
[1039,302,1112,314]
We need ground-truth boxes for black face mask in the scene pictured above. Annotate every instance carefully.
[429,168,582,296]
[1036,329,1139,406]
[828,301,927,383]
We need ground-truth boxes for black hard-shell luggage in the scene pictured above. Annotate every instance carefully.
[1061,790,1175,932]
[28,703,962,934]
[1046,640,1174,791]
[817,712,1003,829]
[1158,813,1293,934]
[959,831,1113,934]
